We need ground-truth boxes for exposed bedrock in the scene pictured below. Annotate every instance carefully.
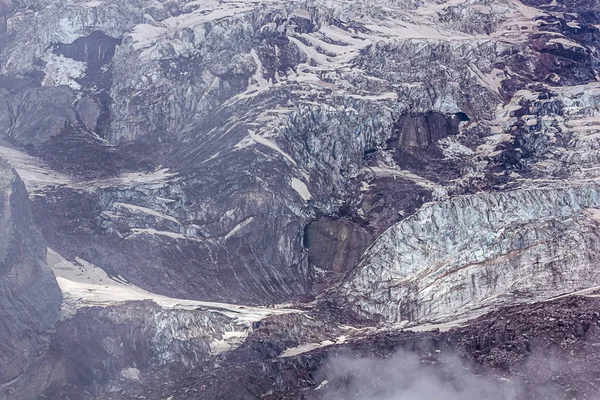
[53,296,600,400]
[388,111,470,151]
[48,301,251,396]
[304,175,432,276]
[0,0,600,397]
[0,0,525,306]
[0,159,61,397]
[53,31,121,68]
[304,218,374,274]
[0,86,78,147]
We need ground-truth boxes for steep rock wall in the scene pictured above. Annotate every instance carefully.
[0,158,61,396]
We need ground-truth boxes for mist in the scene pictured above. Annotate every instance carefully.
[319,350,526,400]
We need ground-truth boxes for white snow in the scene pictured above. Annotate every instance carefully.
[299,33,351,58]
[209,330,248,354]
[0,145,72,194]
[85,168,178,191]
[291,8,311,20]
[365,166,437,189]
[548,37,586,50]
[359,181,372,192]
[113,202,181,225]
[291,69,338,90]
[440,137,474,158]
[348,92,399,101]
[50,247,299,356]
[584,208,600,222]
[0,144,178,194]
[405,315,478,332]
[248,49,270,89]
[120,367,142,382]
[127,228,188,240]
[80,0,104,7]
[48,248,298,322]
[288,36,331,65]
[245,129,297,165]
[468,65,505,95]
[279,335,347,357]
[132,4,255,58]
[319,25,366,47]
[315,380,329,390]
[280,341,334,357]
[476,133,513,157]
[552,284,600,299]
[224,216,254,239]
[41,53,86,90]
[130,24,168,51]
[234,50,273,100]
[290,177,312,201]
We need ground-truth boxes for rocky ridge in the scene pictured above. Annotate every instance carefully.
[0,0,600,397]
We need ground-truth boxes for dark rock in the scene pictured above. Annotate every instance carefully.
[0,158,61,397]
[304,218,373,274]
[388,111,468,151]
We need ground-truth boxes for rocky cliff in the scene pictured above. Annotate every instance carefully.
[0,159,61,399]
[0,0,600,397]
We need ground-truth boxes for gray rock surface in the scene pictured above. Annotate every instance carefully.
[0,0,526,304]
[0,158,61,397]
[0,0,599,397]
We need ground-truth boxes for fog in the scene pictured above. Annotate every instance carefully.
[320,351,526,400]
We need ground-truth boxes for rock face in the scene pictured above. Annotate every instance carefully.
[50,301,264,395]
[0,159,61,395]
[339,68,600,324]
[341,185,600,323]
[304,218,373,274]
[390,112,469,151]
[0,0,600,397]
[46,295,600,400]
[0,0,525,305]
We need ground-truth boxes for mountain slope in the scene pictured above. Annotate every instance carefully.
[0,0,599,397]
[0,159,61,398]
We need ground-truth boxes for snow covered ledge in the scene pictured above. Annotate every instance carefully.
[47,248,299,354]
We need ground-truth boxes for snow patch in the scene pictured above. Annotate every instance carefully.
[245,129,297,165]
[41,53,86,90]
[120,367,142,382]
[280,335,347,357]
[468,65,505,95]
[224,216,254,239]
[81,0,104,7]
[128,228,188,240]
[249,49,269,89]
[209,330,248,354]
[439,137,474,158]
[0,145,178,195]
[113,203,181,225]
[88,168,179,190]
[0,145,72,194]
[348,92,398,101]
[48,248,299,324]
[130,23,168,52]
[366,166,437,189]
[291,177,312,201]
[315,380,329,390]
[548,37,586,50]
[584,208,600,222]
